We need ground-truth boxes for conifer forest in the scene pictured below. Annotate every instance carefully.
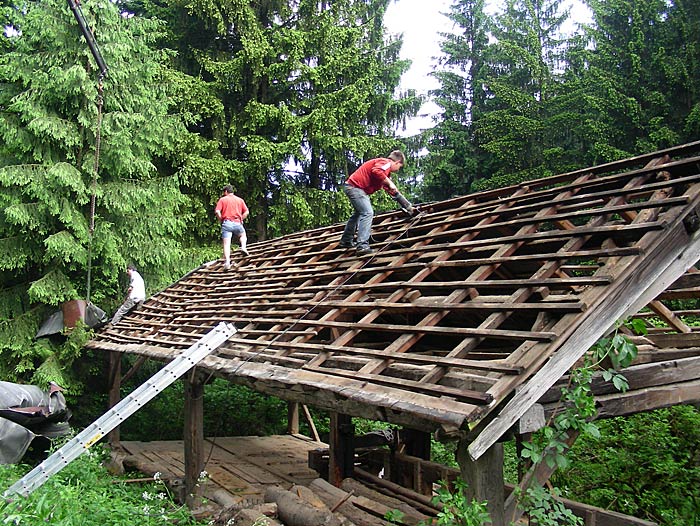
[0,0,699,524]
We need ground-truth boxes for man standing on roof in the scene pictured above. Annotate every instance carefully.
[110,264,146,325]
[340,150,416,255]
[215,184,250,269]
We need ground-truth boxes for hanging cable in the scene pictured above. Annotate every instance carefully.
[66,0,108,302]
[86,79,104,303]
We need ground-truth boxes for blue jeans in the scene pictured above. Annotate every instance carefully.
[221,220,245,240]
[341,184,373,249]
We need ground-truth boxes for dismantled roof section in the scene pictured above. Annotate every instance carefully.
[86,141,700,455]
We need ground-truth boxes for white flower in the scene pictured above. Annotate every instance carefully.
[153,471,162,481]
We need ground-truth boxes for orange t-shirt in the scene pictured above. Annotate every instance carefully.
[215,194,248,223]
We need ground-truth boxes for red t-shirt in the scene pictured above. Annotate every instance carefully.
[215,194,249,223]
[346,158,397,196]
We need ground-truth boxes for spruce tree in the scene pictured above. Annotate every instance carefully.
[0,0,198,389]
[120,0,420,238]
[574,0,687,159]
[472,0,573,186]
[421,0,490,200]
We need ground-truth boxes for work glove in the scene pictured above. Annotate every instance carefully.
[394,192,416,216]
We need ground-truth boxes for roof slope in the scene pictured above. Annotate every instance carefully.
[87,142,700,458]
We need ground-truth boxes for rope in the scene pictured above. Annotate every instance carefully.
[86,79,104,303]
[202,209,425,468]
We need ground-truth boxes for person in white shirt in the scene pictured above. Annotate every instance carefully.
[110,264,146,325]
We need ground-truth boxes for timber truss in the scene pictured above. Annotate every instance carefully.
[87,141,700,460]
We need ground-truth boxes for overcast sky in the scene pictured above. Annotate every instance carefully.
[383,0,592,136]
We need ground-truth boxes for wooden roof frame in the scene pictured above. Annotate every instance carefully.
[87,141,700,462]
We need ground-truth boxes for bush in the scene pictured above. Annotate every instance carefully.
[552,406,700,525]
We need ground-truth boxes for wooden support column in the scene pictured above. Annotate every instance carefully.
[394,428,433,495]
[329,412,354,486]
[184,370,205,508]
[106,351,121,447]
[457,438,505,526]
[287,402,300,435]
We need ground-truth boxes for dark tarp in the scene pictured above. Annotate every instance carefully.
[0,381,71,464]
[35,301,107,339]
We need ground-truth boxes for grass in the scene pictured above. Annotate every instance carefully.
[0,443,209,526]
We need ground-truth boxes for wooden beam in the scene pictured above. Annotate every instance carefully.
[540,355,700,403]
[107,351,121,447]
[457,439,506,526]
[287,402,299,435]
[590,379,700,418]
[646,332,700,348]
[184,370,205,508]
[328,413,354,487]
[303,364,493,404]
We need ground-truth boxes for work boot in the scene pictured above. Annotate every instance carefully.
[338,240,356,249]
[356,246,374,256]
[240,247,249,256]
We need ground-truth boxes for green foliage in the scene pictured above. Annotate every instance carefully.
[515,485,582,526]
[420,0,490,200]
[428,0,700,194]
[384,508,406,524]
[431,439,458,468]
[0,0,213,389]
[427,478,491,526]
[553,406,700,525]
[513,321,646,523]
[589,319,642,392]
[0,445,207,525]
[125,0,419,238]
[77,376,288,441]
[472,0,575,182]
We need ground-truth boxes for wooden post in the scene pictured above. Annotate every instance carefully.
[329,413,354,486]
[287,402,300,435]
[395,428,432,495]
[106,351,121,446]
[457,438,505,526]
[184,370,205,508]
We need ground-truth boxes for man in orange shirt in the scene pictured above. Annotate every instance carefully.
[215,185,250,269]
[340,150,415,255]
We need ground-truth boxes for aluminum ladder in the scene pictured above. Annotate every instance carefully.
[4,321,236,497]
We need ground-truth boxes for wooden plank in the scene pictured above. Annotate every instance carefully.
[184,374,205,506]
[590,379,700,418]
[646,332,700,348]
[540,355,700,403]
[222,338,523,374]
[304,364,493,404]
[183,300,585,315]
[210,436,321,484]
[217,317,557,341]
[429,249,633,270]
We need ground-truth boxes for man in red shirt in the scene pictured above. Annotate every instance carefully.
[340,150,415,255]
[215,185,250,269]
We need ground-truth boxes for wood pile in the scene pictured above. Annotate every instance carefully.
[210,479,434,526]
